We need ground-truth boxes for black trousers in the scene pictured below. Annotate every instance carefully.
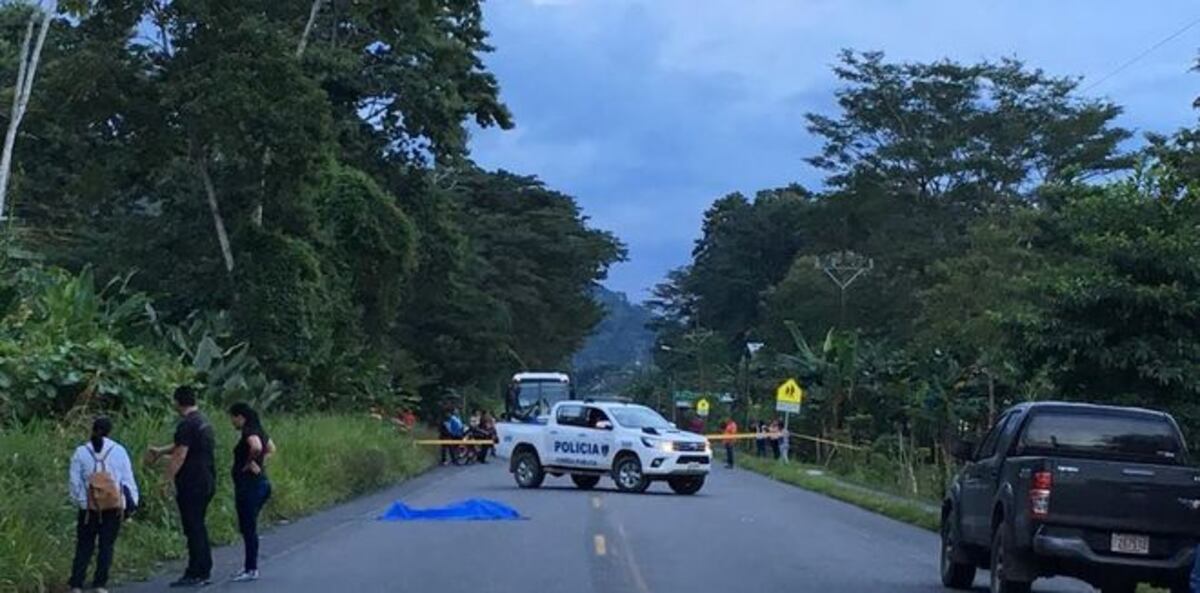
[68,509,122,589]
[477,444,493,462]
[177,488,214,579]
[235,479,272,572]
[725,443,735,467]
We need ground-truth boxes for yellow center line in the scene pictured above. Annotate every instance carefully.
[593,534,607,556]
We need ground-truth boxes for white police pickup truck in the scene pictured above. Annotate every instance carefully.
[495,400,712,494]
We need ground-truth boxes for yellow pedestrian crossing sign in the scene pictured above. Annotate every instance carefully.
[696,398,710,417]
[776,379,803,413]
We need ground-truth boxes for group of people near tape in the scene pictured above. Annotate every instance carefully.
[751,419,787,459]
[67,386,274,592]
[687,415,788,469]
[438,407,498,465]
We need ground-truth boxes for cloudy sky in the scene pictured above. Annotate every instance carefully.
[469,0,1200,300]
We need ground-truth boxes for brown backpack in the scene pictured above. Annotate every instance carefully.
[86,447,122,512]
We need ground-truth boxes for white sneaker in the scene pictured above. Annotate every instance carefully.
[94,588,109,593]
[231,570,259,583]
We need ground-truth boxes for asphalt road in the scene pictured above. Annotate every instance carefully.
[120,461,1092,593]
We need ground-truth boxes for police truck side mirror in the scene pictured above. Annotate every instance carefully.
[596,420,613,430]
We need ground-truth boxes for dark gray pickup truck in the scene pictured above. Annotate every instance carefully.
[941,402,1200,593]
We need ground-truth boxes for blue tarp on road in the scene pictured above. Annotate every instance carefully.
[378,498,522,522]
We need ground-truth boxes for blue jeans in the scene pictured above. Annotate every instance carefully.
[235,479,272,572]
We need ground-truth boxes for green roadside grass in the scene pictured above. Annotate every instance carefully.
[740,456,940,531]
[0,413,435,593]
[740,457,1168,593]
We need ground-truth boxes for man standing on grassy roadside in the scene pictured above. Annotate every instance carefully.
[148,386,217,588]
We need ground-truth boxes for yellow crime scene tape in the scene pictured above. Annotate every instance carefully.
[413,433,862,450]
[703,432,865,451]
[415,439,497,446]
[412,429,864,448]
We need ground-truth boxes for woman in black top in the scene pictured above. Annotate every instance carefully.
[228,403,275,582]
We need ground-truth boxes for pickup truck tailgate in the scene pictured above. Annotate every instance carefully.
[1045,458,1200,537]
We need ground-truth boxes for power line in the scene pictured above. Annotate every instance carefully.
[1081,14,1200,93]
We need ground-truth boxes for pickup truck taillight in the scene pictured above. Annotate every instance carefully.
[1030,470,1052,518]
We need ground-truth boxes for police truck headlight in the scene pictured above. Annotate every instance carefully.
[640,437,674,452]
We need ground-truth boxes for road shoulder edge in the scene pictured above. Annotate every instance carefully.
[740,457,940,532]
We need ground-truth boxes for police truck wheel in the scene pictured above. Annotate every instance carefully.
[613,456,649,493]
[667,476,704,495]
[571,474,600,490]
[513,450,544,489]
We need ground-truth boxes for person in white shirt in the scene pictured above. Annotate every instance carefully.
[67,416,139,593]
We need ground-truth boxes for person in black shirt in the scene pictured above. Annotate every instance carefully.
[148,386,216,588]
[228,402,275,582]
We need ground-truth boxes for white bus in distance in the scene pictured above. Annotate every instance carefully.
[504,372,573,422]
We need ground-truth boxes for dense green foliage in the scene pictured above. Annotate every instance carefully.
[0,0,622,419]
[644,50,1200,492]
[0,413,432,593]
[0,263,188,421]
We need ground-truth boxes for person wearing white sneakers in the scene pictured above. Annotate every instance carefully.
[67,416,139,593]
[228,402,275,583]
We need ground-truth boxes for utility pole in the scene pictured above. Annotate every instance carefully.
[660,344,680,422]
[669,374,676,423]
[815,251,874,328]
[743,342,763,428]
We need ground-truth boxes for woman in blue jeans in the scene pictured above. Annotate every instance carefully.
[228,403,276,583]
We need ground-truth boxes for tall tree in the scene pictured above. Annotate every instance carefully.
[296,0,513,166]
[807,50,1131,204]
[913,212,1043,425]
[686,186,814,347]
[455,170,625,369]
[1014,172,1200,421]
[0,0,53,224]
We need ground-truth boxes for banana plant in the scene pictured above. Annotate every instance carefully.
[776,321,861,432]
[158,310,282,410]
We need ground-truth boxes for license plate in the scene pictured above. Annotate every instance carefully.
[687,463,700,470]
[1110,533,1150,555]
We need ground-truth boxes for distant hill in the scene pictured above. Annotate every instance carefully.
[572,286,655,392]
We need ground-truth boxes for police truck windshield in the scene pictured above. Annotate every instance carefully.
[611,407,672,430]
